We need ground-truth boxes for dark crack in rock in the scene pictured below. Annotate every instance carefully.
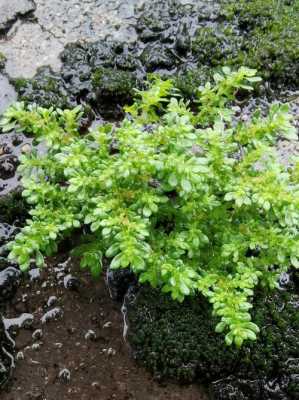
[0,0,36,36]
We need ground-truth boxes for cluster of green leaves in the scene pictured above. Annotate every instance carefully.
[1,67,299,347]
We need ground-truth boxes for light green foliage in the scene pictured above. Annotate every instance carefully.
[1,67,298,347]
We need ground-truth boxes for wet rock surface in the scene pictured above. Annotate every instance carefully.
[0,132,32,196]
[126,275,299,399]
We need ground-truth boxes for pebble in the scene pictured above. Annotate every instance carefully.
[58,368,71,383]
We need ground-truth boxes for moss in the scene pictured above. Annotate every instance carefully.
[0,52,6,70]
[13,67,73,110]
[92,67,137,98]
[127,277,299,398]
[0,190,28,225]
[192,0,299,88]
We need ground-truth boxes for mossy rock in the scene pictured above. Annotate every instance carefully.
[91,67,139,116]
[12,67,73,110]
[127,276,299,399]
[192,0,299,89]
[0,190,27,225]
[12,0,299,114]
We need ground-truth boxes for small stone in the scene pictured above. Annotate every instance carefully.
[84,330,97,341]
[47,296,57,307]
[107,348,116,356]
[31,342,42,351]
[32,329,43,341]
[58,368,71,383]
[21,144,31,154]
[103,321,112,329]
[16,351,24,360]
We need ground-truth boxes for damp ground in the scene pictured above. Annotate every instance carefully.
[1,256,207,400]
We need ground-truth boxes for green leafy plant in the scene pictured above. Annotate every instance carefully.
[1,67,298,347]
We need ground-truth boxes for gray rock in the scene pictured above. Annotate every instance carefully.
[0,0,35,34]
[0,74,17,115]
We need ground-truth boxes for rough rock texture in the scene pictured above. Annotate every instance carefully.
[0,0,35,36]
[0,0,144,78]
[0,132,32,196]
[3,0,296,119]
[127,274,299,399]
[0,75,17,115]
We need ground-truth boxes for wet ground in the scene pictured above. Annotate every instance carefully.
[1,256,207,400]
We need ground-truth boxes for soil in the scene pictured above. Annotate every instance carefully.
[1,255,208,400]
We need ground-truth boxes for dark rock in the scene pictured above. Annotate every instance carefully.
[0,267,20,303]
[0,223,18,246]
[211,377,262,400]
[0,132,32,198]
[0,314,14,388]
[107,268,137,301]
[0,155,18,180]
[63,275,81,291]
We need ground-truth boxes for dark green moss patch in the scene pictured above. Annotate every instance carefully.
[192,0,299,89]
[127,276,299,399]
[0,190,27,225]
[12,67,73,110]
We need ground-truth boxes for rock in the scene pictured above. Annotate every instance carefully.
[40,307,63,324]
[0,74,17,115]
[0,132,32,198]
[0,314,14,388]
[0,267,20,303]
[63,274,81,291]
[106,268,137,301]
[0,155,18,180]
[0,0,35,35]
[211,377,263,400]
[58,368,71,383]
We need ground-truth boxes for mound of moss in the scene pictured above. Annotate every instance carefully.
[13,0,299,113]
[192,0,299,90]
[127,274,299,399]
